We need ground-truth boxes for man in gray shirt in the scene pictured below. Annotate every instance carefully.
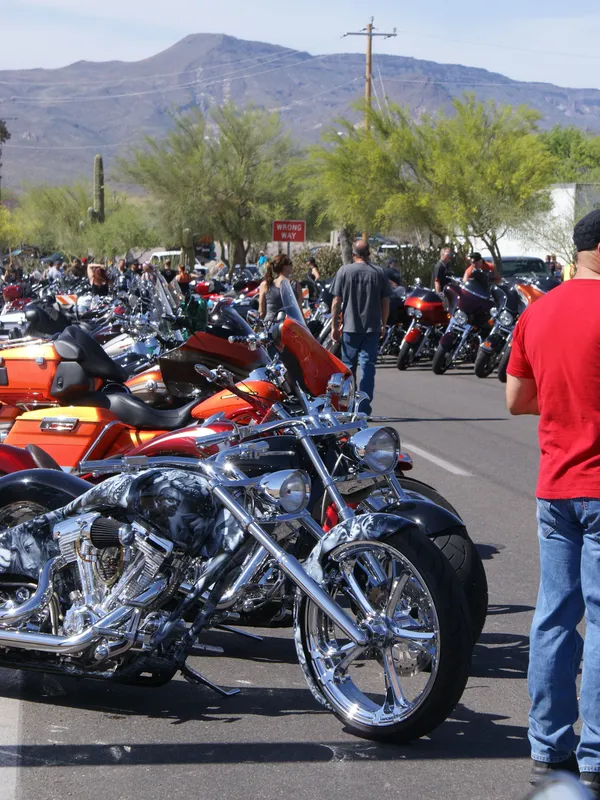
[331,240,391,414]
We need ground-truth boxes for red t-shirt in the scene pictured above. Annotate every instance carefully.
[508,280,600,499]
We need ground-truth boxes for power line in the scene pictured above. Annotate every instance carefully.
[0,48,300,88]
[3,52,330,104]
[4,76,364,151]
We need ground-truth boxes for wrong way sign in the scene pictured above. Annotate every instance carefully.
[272,220,306,242]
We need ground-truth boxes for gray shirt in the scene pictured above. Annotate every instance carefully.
[331,260,392,334]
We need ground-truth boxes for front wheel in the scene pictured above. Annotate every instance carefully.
[295,529,472,742]
[432,343,453,374]
[497,347,510,383]
[474,349,497,378]
[396,341,415,371]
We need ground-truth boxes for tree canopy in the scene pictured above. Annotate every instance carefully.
[119,104,302,266]
[307,95,558,266]
[540,125,600,183]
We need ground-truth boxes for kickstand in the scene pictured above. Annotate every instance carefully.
[181,663,240,697]
[215,624,263,642]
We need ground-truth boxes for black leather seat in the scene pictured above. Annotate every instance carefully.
[55,325,127,384]
[80,392,199,431]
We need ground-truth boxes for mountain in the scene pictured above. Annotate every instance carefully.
[2,32,600,188]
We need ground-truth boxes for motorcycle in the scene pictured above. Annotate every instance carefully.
[0,283,488,639]
[432,271,500,375]
[0,419,473,742]
[397,287,448,370]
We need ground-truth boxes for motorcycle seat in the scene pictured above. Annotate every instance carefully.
[55,325,127,384]
[80,392,198,431]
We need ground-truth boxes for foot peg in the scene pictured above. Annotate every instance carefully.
[181,663,240,697]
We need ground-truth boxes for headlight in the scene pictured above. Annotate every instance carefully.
[498,310,513,326]
[338,375,355,411]
[414,309,423,319]
[259,469,310,513]
[454,310,468,325]
[407,307,415,317]
[350,427,400,474]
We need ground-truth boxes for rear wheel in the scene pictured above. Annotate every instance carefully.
[396,341,415,371]
[474,349,497,378]
[295,530,472,742]
[432,343,453,374]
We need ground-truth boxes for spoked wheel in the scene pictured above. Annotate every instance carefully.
[295,531,472,742]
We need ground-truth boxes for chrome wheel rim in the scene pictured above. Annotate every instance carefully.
[304,541,440,728]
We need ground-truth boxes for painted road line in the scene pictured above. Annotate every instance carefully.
[403,441,474,477]
[0,670,21,800]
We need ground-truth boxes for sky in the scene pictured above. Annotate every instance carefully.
[0,0,599,90]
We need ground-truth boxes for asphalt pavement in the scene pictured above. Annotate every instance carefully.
[0,360,542,800]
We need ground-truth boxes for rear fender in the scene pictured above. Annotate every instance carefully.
[0,468,90,511]
[0,444,37,475]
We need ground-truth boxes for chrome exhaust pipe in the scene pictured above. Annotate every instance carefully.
[0,556,65,627]
[0,578,166,655]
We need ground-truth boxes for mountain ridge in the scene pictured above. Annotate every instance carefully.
[1,32,600,188]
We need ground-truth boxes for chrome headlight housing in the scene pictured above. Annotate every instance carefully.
[498,310,513,326]
[454,310,468,325]
[258,469,311,513]
[326,372,355,411]
[413,308,423,319]
[349,426,400,474]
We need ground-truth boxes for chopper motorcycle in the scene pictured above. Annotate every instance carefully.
[0,415,473,742]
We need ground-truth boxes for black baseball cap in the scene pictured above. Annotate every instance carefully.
[573,209,600,252]
[470,252,483,261]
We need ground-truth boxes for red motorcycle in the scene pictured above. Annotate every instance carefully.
[396,287,449,370]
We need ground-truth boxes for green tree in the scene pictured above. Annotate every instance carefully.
[0,205,21,252]
[14,183,155,258]
[119,105,302,267]
[310,96,558,267]
[540,126,600,183]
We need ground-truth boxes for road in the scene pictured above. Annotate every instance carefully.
[0,361,541,800]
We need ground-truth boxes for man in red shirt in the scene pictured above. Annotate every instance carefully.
[507,208,600,796]
[462,252,502,284]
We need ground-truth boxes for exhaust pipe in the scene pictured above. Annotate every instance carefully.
[0,578,166,655]
[0,556,65,626]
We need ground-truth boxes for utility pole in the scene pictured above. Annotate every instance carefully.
[343,19,396,239]
[343,18,396,131]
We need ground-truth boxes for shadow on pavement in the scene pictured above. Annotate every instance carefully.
[1,704,529,767]
[471,631,529,680]
[476,543,504,560]
[381,416,507,423]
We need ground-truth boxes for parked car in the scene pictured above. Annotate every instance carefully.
[484,256,550,279]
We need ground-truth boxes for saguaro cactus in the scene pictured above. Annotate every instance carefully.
[182,228,195,268]
[87,154,105,223]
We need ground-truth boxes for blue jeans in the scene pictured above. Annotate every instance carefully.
[341,331,379,415]
[529,498,600,771]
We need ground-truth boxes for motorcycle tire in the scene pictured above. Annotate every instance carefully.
[295,528,472,743]
[497,348,510,384]
[474,349,497,379]
[396,341,414,371]
[392,478,487,640]
[432,343,452,375]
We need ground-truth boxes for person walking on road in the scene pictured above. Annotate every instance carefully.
[506,208,600,797]
[331,240,391,415]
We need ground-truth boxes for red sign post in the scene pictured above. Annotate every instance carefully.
[272,220,306,243]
